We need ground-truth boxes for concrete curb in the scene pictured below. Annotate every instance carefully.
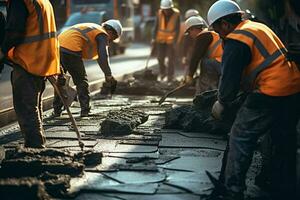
[0,63,158,127]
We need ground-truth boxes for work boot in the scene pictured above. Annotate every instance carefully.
[51,109,62,117]
[80,107,91,117]
[158,73,166,81]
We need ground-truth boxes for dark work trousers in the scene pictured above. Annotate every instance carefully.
[11,65,46,148]
[223,92,299,199]
[53,52,90,114]
[156,43,175,80]
[195,58,221,95]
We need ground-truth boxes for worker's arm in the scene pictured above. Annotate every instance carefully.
[1,0,28,55]
[218,39,251,106]
[188,32,213,77]
[173,14,181,45]
[152,14,159,42]
[95,33,112,77]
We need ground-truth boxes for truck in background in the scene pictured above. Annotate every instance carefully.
[65,0,135,54]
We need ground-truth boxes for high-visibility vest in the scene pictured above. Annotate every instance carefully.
[59,23,108,60]
[8,0,60,76]
[156,8,180,44]
[226,20,300,96]
[203,30,223,63]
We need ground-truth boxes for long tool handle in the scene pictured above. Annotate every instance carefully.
[158,76,200,105]
[48,77,84,151]
[158,83,187,105]
[145,50,152,70]
[145,44,155,70]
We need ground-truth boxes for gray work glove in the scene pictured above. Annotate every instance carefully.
[105,76,117,95]
[211,100,224,120]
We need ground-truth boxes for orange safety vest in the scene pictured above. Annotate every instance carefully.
[226,20,300,96]
[59,23,108,60]
[204,30,223,63]
[156,8,180,44]
[8,0,60,76]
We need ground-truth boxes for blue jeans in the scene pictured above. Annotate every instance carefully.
[224,92,299,199]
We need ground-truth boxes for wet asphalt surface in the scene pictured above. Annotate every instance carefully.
[0,93,266,200]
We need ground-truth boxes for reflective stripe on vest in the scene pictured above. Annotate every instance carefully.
[226,20,300,96]
[204,31,223,63]
[22,32,57,43]
[59,23,108,59]
[156,8,180,44]
[230,30,287,89]
[206,39,222,58]
[21,0,57,44]
[8,0,60,76]
[244,47,287,87]
[69,27,97,59]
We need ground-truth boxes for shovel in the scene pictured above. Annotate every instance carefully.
[158,76,199,105]
[3,59,84,150]
[142,43,157,81]
[48,76,85,151]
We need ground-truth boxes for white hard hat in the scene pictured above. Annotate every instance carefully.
[185,9,199,20]
[160,0,174,9]
[103,19,123,38]
[207,0,244,26]
[185,16,208,32]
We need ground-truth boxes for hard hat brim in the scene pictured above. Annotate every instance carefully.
[209,10,244,26]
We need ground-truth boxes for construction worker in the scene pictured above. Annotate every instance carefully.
[184,16,222,95]
[0,0,60,148]
[207,1,300,200]
[53,20,121,117]
[153,0,180,82]
[179,9,200,70]
[177,9,199,72]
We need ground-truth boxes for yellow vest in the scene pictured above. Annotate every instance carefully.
[8,0,60,76]
[226,20,300,96]
[156,8,180,44]
[59,23,108,60]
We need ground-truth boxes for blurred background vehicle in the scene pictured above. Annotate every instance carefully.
[59,10,107,33]
[56,0,135,55]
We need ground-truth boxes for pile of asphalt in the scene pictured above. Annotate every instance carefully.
[0,147,102,199]
[99,70,195,96]
[164,90,237,135]
[100,108,149,136]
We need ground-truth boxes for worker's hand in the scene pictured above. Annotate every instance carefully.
[151,39,155,46]
[57,74,67,86]
[211,100,224,120]
[183,75,193,85]
[182,57,187,65]
[105,75,117,94]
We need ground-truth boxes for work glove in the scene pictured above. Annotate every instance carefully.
[211,100,224,120]
[105,75,117,95]
[183,75,193,85]
[57,73,67,86]
[182,57,187,65]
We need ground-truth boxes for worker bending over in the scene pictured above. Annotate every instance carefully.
[179,9,201,70]
[207,1,300,199]
[184,16,223,95]
[53,20,122,117]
